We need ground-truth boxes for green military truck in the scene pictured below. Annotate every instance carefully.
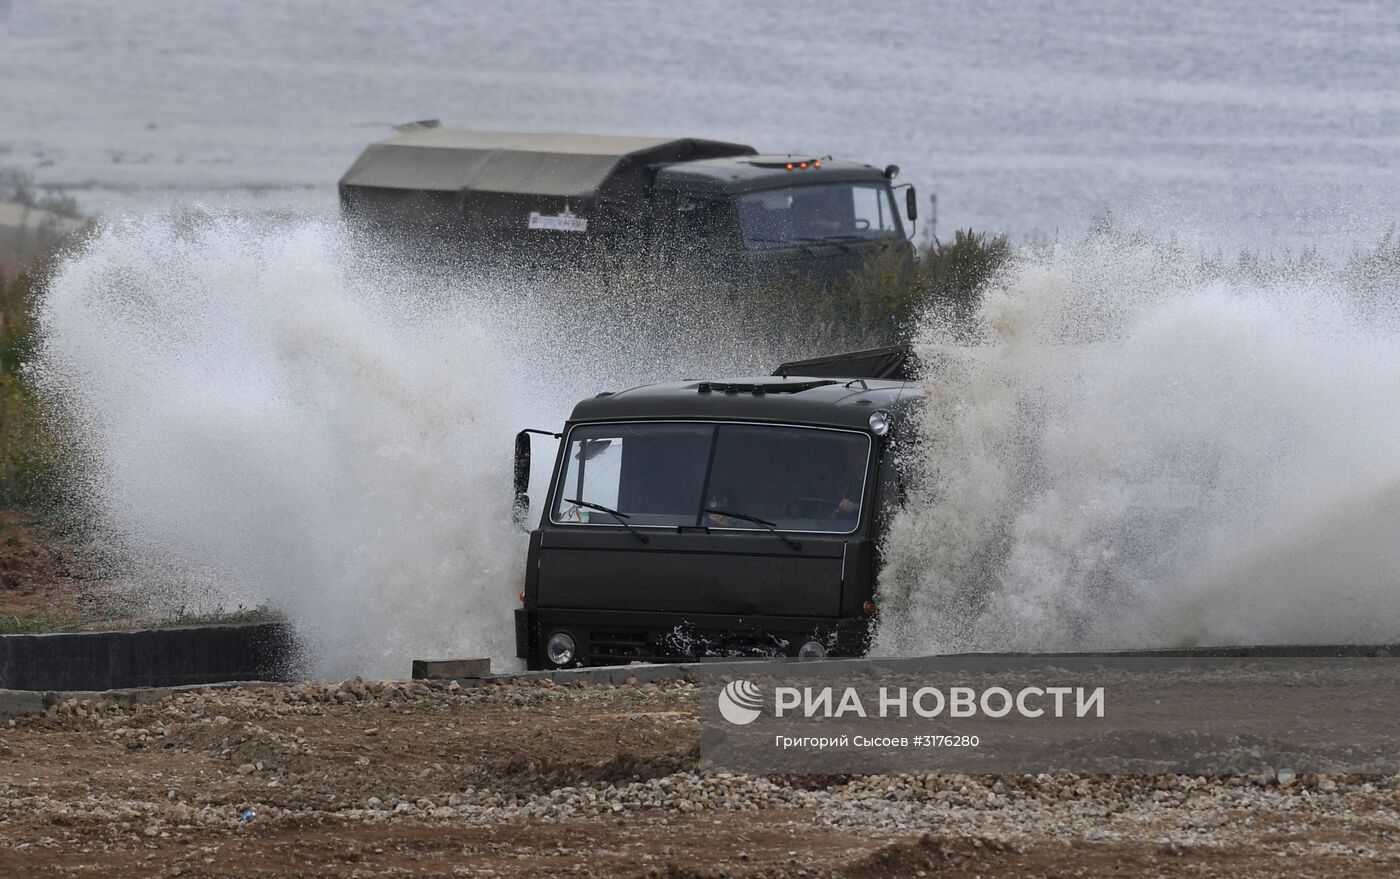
[340,122,917,284]
[510,346,920,669]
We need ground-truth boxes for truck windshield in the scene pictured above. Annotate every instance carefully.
[738,183,903,248]
[552,422,870,534]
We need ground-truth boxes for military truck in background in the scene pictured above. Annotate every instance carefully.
[339,121,917,284]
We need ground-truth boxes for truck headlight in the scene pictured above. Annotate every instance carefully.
[798,640,828,660]
[546,631,576,666]
[868,410,891,436]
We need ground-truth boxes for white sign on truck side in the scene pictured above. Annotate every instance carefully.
[528,205,588,232]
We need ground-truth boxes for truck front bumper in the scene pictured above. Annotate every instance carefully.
[515,607,872,669]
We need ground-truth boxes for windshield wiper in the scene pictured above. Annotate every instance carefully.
[564,498,650,544]
[703,508,802,550]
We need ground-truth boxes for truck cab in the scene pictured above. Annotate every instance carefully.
[513,357,918,669]
[654,154,913,285]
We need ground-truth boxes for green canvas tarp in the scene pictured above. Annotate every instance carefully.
[340,128,754,199]
[773,345,917,381]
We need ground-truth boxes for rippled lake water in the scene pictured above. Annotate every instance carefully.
[2,0,1399,251]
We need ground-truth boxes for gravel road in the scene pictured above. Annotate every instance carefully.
[2,678,1397,877]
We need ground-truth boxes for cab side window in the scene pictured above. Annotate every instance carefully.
[669,196,734,258]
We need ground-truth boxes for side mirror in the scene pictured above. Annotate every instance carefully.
[512,430,532,530]
[905,186,918,222]
[512,428,562,531]
[515,425,562,529]
[513,430,531,496]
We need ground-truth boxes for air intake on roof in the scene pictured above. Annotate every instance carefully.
[696,380,838,395]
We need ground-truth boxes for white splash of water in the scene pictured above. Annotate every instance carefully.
[32,215,794,677]
[51,213,1395,671]
[877,232,1400,654]
[35,218,560,677]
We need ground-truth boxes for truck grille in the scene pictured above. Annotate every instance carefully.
[588,630,650,661]
[586,628,788,664]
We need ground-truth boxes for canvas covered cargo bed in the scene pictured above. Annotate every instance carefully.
[339,126,755,243]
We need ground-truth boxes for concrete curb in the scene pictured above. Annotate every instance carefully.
[462,643,1400,687]
[466,658,859,687]
[0,680,283,720]
[0,688,45,720]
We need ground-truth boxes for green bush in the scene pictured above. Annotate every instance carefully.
[0,263,67,510]
[915,229,1013,334]
[0,169,81,219]
[736,229,1013,356]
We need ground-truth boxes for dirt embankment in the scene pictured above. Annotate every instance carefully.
[2,678,1399,878]
[0,510,111,624]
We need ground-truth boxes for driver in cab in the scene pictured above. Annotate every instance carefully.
[825,441,866,518]
[707,442,865,529]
